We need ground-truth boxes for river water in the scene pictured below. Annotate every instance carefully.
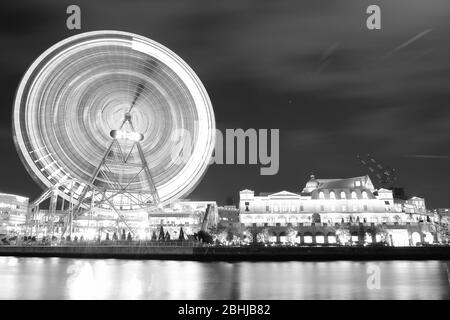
[0,257,449,299]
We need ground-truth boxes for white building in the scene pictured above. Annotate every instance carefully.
[0,193,29,234]
[239,175,425,227]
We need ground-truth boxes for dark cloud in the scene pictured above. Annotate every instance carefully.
[1,0,450,207]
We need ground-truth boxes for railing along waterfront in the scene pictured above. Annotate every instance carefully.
[0,239,205,248]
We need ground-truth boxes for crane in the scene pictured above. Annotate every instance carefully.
[357,154,407,200]
[357,154,398,189]
[195,204,213,243]
[201,204,212,232]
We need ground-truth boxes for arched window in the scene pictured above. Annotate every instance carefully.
[340,191,346,199]
[319,191,325,199]
[351,191,357,199]
[362,191,368,199]
[330,191,336,199]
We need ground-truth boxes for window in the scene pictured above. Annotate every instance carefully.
[362,191,368,199]
[355,181,361,187]
[342,205,347,212]
[300,205,304,211]
[340,192,346,199]
[363,205,368,211]
[351,191,357,199]
[330,191,336,199]
[266,205,270,212]
[319,192,325,199]
[316,235,325,244]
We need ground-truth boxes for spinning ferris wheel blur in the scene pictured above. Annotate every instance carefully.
[13,30,215,233]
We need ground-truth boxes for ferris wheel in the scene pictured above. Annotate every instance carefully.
[13,31,215,234]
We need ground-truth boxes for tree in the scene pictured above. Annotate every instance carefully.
[196,230,213,244]
[435,224,449,244]
[256,228,270,243]
[127,232,132,241]
[165,231,171,240]
[213,230,228,244]
[158,226,165,241]
[375,224,390,245]
[105,233,110,241]
[179,227,185,240]
[112,232,118,241]
[364,232,373,244]
[285,226,298,244]
[151,231,157,240]
[240,228,253,244]
[336,225,350,245]
[121,229,126,240]
[226,230,234,242]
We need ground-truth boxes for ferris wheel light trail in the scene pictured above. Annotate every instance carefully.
[13,30,216,209]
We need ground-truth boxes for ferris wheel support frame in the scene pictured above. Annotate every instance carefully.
[59,114,160,238]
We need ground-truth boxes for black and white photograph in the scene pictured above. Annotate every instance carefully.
[0,0,450,309]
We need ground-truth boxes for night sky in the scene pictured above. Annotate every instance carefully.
[1,0,450,208]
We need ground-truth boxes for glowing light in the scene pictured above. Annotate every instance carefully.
[13,30,215,206]
[110,130,144,142]
[316,235,325,244]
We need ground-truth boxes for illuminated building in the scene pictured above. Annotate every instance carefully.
[71,200,218,240]
[0,193,29,234]
[239,175,437,246]
[218,206,240,228]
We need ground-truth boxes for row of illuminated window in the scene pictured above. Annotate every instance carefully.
[318,191,369,199]
[0,203,23,209]
[268,204,393,213]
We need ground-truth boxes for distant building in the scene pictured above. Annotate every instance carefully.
[238,175,435,246]
[433,208,450,217]
[72,200,218,240]
[218,205,240,228]
[0,193,29,234]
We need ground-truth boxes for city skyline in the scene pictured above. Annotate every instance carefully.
[1,0,450,208]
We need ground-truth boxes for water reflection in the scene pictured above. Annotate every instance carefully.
[0,257,448,299]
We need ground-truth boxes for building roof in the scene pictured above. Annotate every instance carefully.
[302,174,374,192]
[315,175,373,190]
[268,191,300,198]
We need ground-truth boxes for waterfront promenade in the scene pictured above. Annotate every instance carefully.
[1,240,450,261]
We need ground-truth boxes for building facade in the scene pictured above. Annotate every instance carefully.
[72,200,218,240]
[238,175,434,246]
[0,193,29,234]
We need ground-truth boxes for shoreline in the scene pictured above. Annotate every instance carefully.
[1,245,450,261]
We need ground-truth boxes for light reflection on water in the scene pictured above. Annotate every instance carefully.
[0,257,449,299]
